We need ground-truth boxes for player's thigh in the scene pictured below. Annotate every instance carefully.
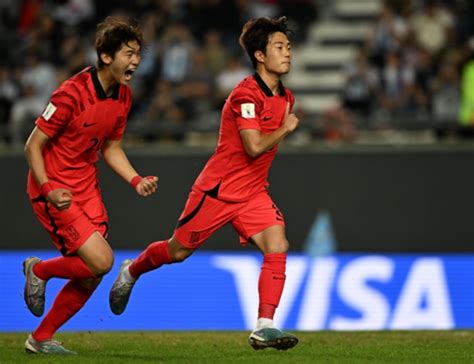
[232,191,287,253]
[174,189,239,249]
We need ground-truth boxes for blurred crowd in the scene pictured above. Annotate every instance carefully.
[327,0,474,143]
[0,0,317,147]
[1,0,474,147]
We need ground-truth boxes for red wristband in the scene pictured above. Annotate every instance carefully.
[40,182,53,198]
[130,175,142,189]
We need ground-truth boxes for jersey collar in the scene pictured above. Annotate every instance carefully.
[253,72,285,97]
[89,66,120,100]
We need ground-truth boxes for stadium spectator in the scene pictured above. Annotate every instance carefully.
[8,81,44,147]
[159,23,195,84]
[109,16,300,351]
[366,2,408,69]
[22,16,158,355]
[20,52,56,102]
[59,34,89,74]
[176,48,215,117]
[342,51,379,117]
[215,52,253,106]
[376,51,416,116]
[431,59,460,124]
[409,0,454,56]
[8,52,58,147]
[143,79,187,141]
[202,30,230,75]
[0,66,20,143]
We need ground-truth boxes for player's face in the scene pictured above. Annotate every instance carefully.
[263,32,291,75]
[110,40,141,85]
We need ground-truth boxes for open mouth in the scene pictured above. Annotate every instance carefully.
[124,69,135,80]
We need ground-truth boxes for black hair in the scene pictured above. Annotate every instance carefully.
[95,16,144,69]
[239,16,293,69]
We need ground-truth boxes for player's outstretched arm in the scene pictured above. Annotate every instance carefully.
[240,103,299,158]
[101,139,158,197]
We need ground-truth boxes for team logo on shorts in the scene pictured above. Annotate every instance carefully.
[190,231,201,245]
[65,225,80,242]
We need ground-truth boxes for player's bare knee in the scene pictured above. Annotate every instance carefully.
[168,236,194,263]
[89,254,114,277]
[272,239,289,254]
[171,249,192,263]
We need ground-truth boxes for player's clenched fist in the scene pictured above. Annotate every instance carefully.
[131,175,159,197]
[46,188,72,210]
[282,102,299,132]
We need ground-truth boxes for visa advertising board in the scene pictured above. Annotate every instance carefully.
[2,251,473,331]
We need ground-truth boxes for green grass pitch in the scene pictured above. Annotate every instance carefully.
[1,331,474,363]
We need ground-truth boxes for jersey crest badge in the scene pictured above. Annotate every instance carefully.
[241,103,255,118]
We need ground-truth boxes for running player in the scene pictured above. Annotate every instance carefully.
[110,16,299,351]
[22,16,158,354]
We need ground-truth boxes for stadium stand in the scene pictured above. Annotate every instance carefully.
[1,0,474,147]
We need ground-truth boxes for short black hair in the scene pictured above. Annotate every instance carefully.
[95,16,144,69]
[239,16,293,69]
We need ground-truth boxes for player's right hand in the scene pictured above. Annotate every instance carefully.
[282,102,300,132]
[46,189,72,210]
[135,176,159,197]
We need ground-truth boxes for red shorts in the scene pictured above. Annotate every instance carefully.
[174,189,285,248]
[31,194,108,255]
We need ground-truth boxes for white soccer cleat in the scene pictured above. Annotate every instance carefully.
[248,327,299,351]
[109,259,136,315]
[25,334,76,355]
[23,257,47,317]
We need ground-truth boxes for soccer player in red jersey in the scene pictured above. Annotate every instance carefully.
[22,17,158,355]
[110,16,300,350]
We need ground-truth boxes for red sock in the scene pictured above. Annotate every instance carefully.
[129,240,172,278]
[33,256,95,281]
[258,253,287,320]
[32,280,95,341]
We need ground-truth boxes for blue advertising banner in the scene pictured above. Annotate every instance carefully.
[2,251,473,332]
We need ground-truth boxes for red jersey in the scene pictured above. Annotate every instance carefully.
[194,73,295,202]
[27,66,132,201]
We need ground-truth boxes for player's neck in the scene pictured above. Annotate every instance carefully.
[96,67,118,97]
[255,69,281,95]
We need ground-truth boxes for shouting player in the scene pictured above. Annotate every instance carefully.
[110,17,299,350]
[22,17,158,354]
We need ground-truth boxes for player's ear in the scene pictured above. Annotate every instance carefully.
[100,52,113,66]
[254,50,265,64]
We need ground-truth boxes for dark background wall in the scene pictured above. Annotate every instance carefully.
[2,146,474,252]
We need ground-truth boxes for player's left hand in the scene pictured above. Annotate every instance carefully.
[135,176,158,197]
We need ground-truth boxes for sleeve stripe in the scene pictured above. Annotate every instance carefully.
[54,91,79,115]
[70,83,86,113]
[53,101,74,114]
